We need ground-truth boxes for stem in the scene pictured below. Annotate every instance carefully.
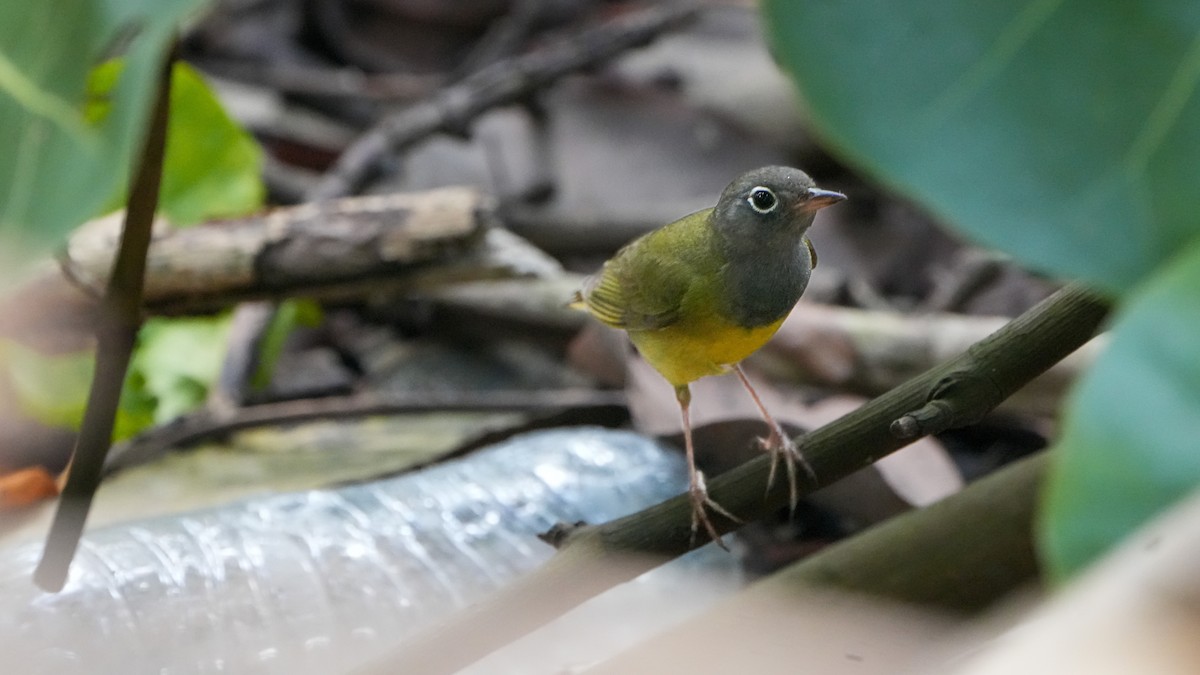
[33,46,175,592]
[355,283,1110,674]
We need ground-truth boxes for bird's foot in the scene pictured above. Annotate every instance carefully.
[688,470,742,551]
[759,428,816,515]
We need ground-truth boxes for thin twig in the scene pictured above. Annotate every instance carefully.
[102,388,627,474]
[34,46,177,592]
[355,283,1110,674]
[208,301,278,411]
[451,0,559,79]
[308,3,701,200]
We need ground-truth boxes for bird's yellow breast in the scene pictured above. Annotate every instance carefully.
[629,314,786,387]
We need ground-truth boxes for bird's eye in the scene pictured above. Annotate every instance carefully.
[747,186,777,214]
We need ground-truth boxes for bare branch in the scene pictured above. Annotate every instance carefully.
[103,388,626,475]
[308,3,701,200]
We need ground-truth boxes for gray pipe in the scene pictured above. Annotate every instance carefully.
[0,428,692,674]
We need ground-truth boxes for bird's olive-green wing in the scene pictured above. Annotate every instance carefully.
[575,212,711,330]
[805,236,818,268]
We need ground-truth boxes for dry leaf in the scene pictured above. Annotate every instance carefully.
[0,466,59,508]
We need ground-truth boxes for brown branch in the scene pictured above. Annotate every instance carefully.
[757,301,1103,417]
[307,3,701,200]
[354,283,1111,674]
[451,0,563,79]
[102,388,627,475]
[34,46,177,592]
[17,187,494,317]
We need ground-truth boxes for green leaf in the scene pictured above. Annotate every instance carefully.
[251,299,324,391]
[129,315,232,424]
[94,61,265,225]
[762,1,1200,294]
[0,340,155,441]
[0,0,210,282]
[156,62,265,225]
[0,341,94,430]
[1040,241,1200,577]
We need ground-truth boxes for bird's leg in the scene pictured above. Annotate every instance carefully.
[733,364,815,514]
[676,385,740,550]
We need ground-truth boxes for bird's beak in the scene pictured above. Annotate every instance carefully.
[799,187,847,212]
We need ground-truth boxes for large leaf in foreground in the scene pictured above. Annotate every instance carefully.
[1040,242,1200,577]
[763,0,1200,294]
[0,0,207,280]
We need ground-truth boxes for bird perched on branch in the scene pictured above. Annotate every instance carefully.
[571,166,846,547]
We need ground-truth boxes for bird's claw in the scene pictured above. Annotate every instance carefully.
[758,430,815,516]
[688,470,742,551]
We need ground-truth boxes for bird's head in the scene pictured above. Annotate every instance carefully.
[711,166,845,242]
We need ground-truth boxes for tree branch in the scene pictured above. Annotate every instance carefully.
[57,187,492,313]
[356,283,1110,674]
[33,46,176,592]
[102,388,627,475]
[308,3,701,200]
[756,300,1102,418]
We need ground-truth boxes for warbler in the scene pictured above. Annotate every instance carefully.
[571,166,845,546]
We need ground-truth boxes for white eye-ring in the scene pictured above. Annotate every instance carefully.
[747,186,778,214]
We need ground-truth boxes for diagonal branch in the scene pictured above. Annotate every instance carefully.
[355,283,1111,674]
[308,3,701,200]
[33,46,177,592]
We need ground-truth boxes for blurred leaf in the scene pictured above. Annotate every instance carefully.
[251,299,324,391]
[161,62,264,224]
[0,342,94,430]
[1040,242,1200,577]
[0,341,154,441]
[114,372,157,441]
[0,467,59,507]
[129,315,232,424]
[93,61,263,224]
[0,0,209,283]
[762,1,1200,294]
